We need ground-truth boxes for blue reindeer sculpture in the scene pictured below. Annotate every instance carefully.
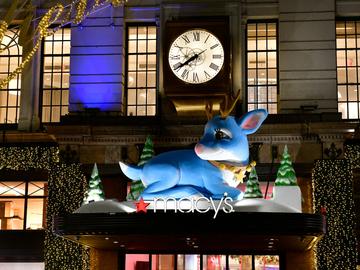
[119,109,268,200]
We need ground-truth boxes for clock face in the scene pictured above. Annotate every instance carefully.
[168,29,225,84]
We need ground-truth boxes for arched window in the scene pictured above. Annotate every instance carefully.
[0,29,22,124]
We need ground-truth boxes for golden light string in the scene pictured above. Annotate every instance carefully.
[0,0,126,89]
[0,4,64,90]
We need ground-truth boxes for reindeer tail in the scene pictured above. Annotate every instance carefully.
[119,161,142,181]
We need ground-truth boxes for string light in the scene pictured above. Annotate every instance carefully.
[0,20,8,45]
[0,0,127,89]
[45,163,89,270]
[74,0,88,25]
[312,158,357,269]
[112,0,126,7]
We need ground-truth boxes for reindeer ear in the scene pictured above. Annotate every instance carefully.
[237,109,268,134]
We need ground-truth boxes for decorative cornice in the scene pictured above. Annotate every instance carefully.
[55,133,345,146]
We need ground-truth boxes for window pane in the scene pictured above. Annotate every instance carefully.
[349,102,358,118]
[267,36,276,50]
[148,40,156,53]
[337,68,346,83]
[0,198,24,230]
[248,69,256,85]
[152,255,175,270]
[258,69,267,85]
[247,53,257,68]
[203,255,226,270]
[248,87,256,103]
[338,102,348,119]
[254,255,280,270]
[138,40,147,53]
[347,67,357,83]
[26,198,46,230]
[247,37,256,50]
[338,86,347,101]
[257,52,267,68]
[138,89,147,105]
[229,255,252,270]
[348,85,358,101]
[28,182,47,196]
[177,254,200,270]
[128,55,137,70]
[125,254,149,270]
[0,182,25,196]
[51,106,60,122]
[337,50,346,66]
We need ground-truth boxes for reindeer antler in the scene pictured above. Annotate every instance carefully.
[220,90,241,118]
[205,101,214,120]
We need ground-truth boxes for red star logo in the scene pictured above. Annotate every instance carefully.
[135,197,150,213]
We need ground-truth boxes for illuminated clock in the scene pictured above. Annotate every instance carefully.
[168,29,225,84]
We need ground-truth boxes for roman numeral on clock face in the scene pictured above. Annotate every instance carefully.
[204,71,211,79]
[210,43,219,50]
[193,72,199,83]
[209,63,219,71]
[193,31,200,41]
[170,55,180,60]
[212,54,222,59]
[181,69,189,79]
[182,35,190,44]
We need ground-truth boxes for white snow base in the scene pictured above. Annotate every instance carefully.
[271,186,302,213]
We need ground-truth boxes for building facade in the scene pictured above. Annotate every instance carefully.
[0,0,359,269]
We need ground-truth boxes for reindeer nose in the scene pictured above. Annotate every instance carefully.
[195,144,204,155]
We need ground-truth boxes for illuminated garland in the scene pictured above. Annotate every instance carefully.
[74,0,88,25]
[0,0,127,89]
[0,20,8,44]
[0,146,89,270]
[45,163,89,270]
[0,4,64,89]
[344,143,360,169]
[312,159,357,270]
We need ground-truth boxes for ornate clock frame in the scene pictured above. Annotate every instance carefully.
[163,17,231,115]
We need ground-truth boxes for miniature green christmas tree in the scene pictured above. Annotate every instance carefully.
[127,136,155,201]
[83,163,105,204]
[244,167,263,198]
[274,145,298,186]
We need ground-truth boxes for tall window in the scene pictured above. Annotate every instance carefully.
[41,27,70,122]
[246,21,278,114]
[126,24,157,116]
[0,29,22,124]
[0,180,47,230]
[336,20,360,119]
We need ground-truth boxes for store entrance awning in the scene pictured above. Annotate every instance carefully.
[54,212,324,253]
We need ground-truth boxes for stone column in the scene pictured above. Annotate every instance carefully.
[18,18,41,131]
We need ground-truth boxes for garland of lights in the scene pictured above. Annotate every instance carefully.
[0,146,89,270]
[0,20,7,44]
[0,4,64,89]
[312,159,357,270]
[45,163,89,270]
[0,0,126,89]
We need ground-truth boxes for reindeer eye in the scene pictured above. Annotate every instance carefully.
[215,129,230,140]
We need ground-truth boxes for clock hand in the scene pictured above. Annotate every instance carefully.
[174,49,207,70]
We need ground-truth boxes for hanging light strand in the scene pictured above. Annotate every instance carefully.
[0,0,127,89]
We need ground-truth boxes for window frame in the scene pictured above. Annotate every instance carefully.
[40,25,71,123]
[0,178,48,230]
[0,27,22,125]
[125,22,158,117]
[336,17,360,119]
[245,19,279,114]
